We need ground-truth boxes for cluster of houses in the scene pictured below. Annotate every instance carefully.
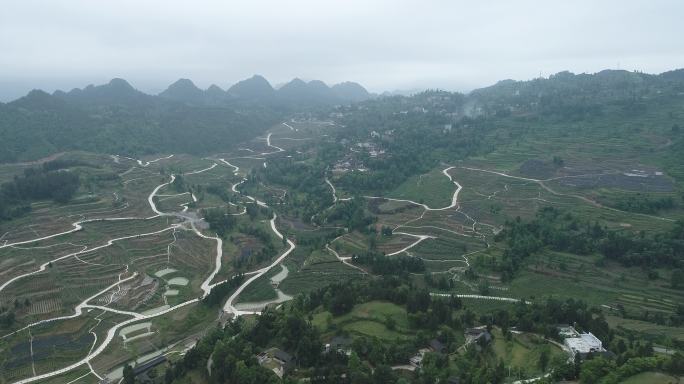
[256,336,353,379]
[332,157,368,174]
[355,141,386,158]
[251,325,610,380]
[409,327,493,369]
[330,129,392,174]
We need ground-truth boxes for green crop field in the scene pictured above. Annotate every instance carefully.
[313,301,412,341]
[490,328,565,377]
[389,167,456,208]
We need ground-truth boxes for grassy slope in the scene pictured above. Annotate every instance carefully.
[490,329,565,377]
[389,167,455,208]
[312,301,411,341]
[620,371,682,384]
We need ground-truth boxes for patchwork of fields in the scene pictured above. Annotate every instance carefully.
[0,116,682,383]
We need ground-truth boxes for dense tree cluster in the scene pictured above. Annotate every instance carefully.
[247,157,334,222]
[163,309,325,384]
[205,183,238,205]
[610,193,677,214]
[202,205,280,270]
[322,198,375,231]
[162,323,281,384]
[42,158,93,171]
[202,208,237,236]
[0,166,80,222]
[495,207,684,279]
[352,251,425,275]
[0,84,282,163]
[164,272,676,383]
[233,224,279,269]
[471,69,684,122]
[4,167,80,203]
[202,274,245,307]
[333,111,489,194]
[552,353,684,384]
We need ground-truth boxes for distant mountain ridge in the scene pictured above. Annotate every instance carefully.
[32,75,371,108]
[55,78,155,107]
[155,75,371,106]
[2,68,684,163]
[158,78,205,104]
[0,75,370,163]
[226,75,275,100]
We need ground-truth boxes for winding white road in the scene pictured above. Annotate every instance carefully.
[265,133,285,154]
[386,232,436,256]
[218,152,299,316]
[5,161,229,384]
[0,214,162,250]
[184,162,217,175]
[325,177,351,203]
[430,292,530,304]
[2,273,139,339]
[3,133,547,383]
[0,225,177,294]
[326,237,368,274]
[11,298,199,384]
[120,154,174,167]
[223,214,296,317]
[325,166,483,275]
[282,122,297,131]
[356,166,469,258]
[363,166,462,211]
[327,165,496,283]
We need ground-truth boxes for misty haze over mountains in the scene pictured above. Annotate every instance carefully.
[160,75,372,105]
[29,75,372,106]
[7,66,684,106]
[0,74,371,162]
[2,67,684,164]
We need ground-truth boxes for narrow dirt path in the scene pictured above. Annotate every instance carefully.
[326,237,368,274]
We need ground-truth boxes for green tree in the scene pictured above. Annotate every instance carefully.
[348,352,370,383]
[123,364,135,384]
[372,364,395,384]
[538,348,550,372]
[578,357,615,384]
[667,352,684,375]
[385,315,396,330]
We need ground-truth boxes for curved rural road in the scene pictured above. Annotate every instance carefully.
[222,214,296,317]
[5,160,227,384]
[461,166,674,222]
[363,166,462,211]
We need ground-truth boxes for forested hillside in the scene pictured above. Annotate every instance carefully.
[324,69,684,194]
[0,76,371,163]
[0,85,279,162]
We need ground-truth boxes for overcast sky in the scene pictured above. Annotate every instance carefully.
[1,0,683,101]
